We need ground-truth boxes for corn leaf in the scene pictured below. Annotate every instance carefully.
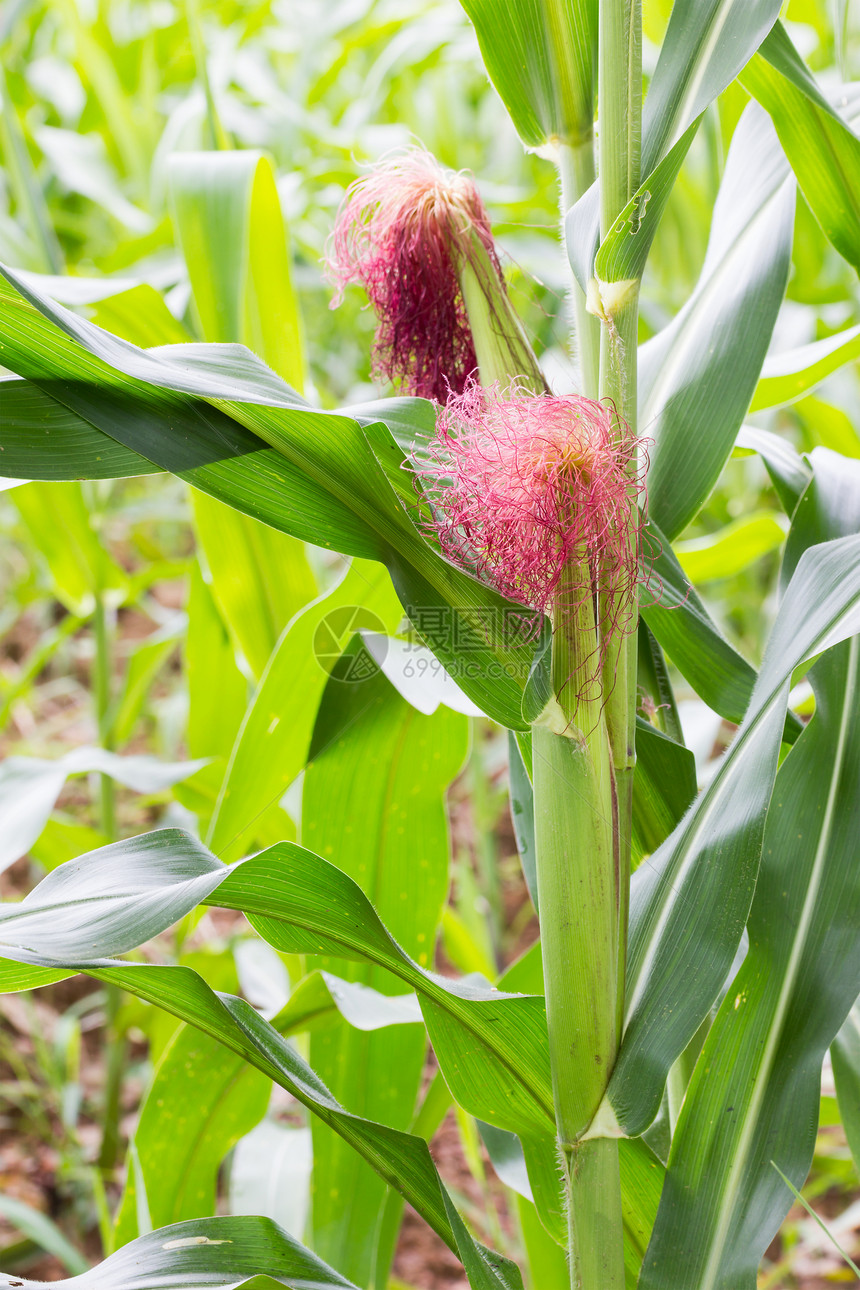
[0,831,555,1139]
[206,560,401,860]
[113,1025,271,1246]
[746,24,860,272]
[459,0,597,148]
[0,377,159,480]
[168,151,304,390]
[674,512,786,583]
[607,531,860,1136]
[0,1215,359,1290]
[303,642,467,1286]
[641,0,782,174]
[0,266,537,728]
[750,323,860,412]
[640,452,860,1288]
[641,103,794,540]
[0,942,523,1289]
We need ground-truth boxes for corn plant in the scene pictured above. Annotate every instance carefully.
[2,2,860,1289]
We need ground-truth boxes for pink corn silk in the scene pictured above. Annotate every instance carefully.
[418,384,646,665]
[325,151,504,403]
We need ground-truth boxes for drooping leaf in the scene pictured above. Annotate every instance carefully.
[113,964,423,1251]
[0,377,158,480]
[0,832,554,1141]
[0,950,523,1290]
[0,1215,360,1290]
[302,642,466,1286]
[0,267,537,728]
[0,749,207,874]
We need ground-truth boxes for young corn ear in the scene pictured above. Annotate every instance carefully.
[417,382,644,693]
[325,149,543,398]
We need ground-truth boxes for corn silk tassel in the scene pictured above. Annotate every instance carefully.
[325,149,543,397]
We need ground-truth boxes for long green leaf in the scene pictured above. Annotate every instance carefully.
[0,1196,89,1275]
[166,150,317,676]
[192,491,317,680]
[113,967,422,1250]
[750,323,860,412]
[303,643,467,1286]
[0,750,207,874]
[641,103,794,540]
[0,267,536,727]
[606,532,860,1136]
[593,122,699,287]
[459,0,597,148]
[0,1215,359,1290]
[674,512,785,583]
[207,560,402,860]
[113,1024,271,1245]
[0,951,522,1290]
[12,479,127,614]
[79,279,319,687]
[746,24,860,271]
[0,377,158,479]
[631,720,696,861]
[640,453,860,1288]
[641,0,782,175]
[0,832,554,1139]
[641,517,800,736]
[169,151,304,389]
[831,999,860,1170]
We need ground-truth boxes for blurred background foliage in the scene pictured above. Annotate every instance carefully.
[1,0,860,1284]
